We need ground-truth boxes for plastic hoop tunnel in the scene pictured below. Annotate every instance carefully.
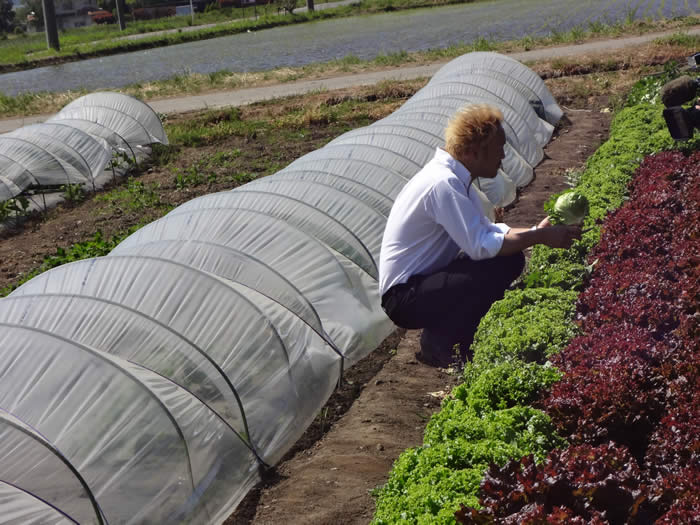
[0,52,561,523]
[0,93,168,203]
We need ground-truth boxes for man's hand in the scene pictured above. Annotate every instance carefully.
[536,216,552,229]
[498,220,582,255]
[538,223,582,249]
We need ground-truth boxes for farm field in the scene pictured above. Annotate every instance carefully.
[372,71,700,524]
[0,32,697,523]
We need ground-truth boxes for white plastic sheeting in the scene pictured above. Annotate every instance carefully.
[58,92,169,146]
[0,93,167,203]
[0,52,562,523]
[10,123,114,184]
[431,51,564,125]
[0,478,77,525]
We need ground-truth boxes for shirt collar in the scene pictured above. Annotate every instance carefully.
[435,147,472,186]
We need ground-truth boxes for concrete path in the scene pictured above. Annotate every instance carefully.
[1,26,698,134]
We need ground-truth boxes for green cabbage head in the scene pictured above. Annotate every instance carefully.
[551,190,589,225]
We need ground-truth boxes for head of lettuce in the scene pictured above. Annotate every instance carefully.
[550,190,589,225]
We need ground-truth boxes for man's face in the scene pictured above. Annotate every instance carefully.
[474,125,506,179]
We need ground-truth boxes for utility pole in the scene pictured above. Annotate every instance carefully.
[41,0,60,50]
[115,0,127,30]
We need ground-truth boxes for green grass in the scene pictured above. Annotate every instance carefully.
[164,107,267,146]
[162,89,393,144]
[0,8,332,67]
[657,28,700,45]
[0,1,311,64]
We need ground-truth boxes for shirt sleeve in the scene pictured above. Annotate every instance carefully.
[492,222,511,234]
[426,178,508,260]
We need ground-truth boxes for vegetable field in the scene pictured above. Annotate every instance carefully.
[372,69,699,524]
[1,34,698,523]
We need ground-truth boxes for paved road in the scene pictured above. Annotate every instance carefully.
[1,26,698,134]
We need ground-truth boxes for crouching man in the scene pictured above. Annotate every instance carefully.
[378,104,581,367]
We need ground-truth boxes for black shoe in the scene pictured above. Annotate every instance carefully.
[414,349,453,368]
[455,338,475,363]
[418,330,457,368]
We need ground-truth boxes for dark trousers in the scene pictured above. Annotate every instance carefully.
[381,252,525,357]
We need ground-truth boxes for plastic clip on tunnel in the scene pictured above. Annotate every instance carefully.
[0,52,562,523]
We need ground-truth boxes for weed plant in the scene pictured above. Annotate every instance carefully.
[0,228,139,297]
[165,107,265,146]
[60,183,86,203]
[0,196,30,224]
[96,177,170,213]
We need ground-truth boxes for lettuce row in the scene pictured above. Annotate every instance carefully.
[529,102,700,289]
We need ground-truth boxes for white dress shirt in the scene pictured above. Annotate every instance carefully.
[379,147,510,295]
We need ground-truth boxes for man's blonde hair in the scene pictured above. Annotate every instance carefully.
[444,104,504,160]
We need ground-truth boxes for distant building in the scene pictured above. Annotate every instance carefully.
[132,0,218,19]
[218,0,274,8]
[131,5,176,20]
[175,4,192,16]
[87,8,115,24]
[55,0,100,28]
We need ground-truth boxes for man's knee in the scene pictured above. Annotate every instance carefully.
[381,283,423,329]
[511,251,526,276]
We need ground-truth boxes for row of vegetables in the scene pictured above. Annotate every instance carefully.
[372,70,699,523]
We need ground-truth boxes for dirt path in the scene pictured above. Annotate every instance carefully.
[225,102,612,524]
